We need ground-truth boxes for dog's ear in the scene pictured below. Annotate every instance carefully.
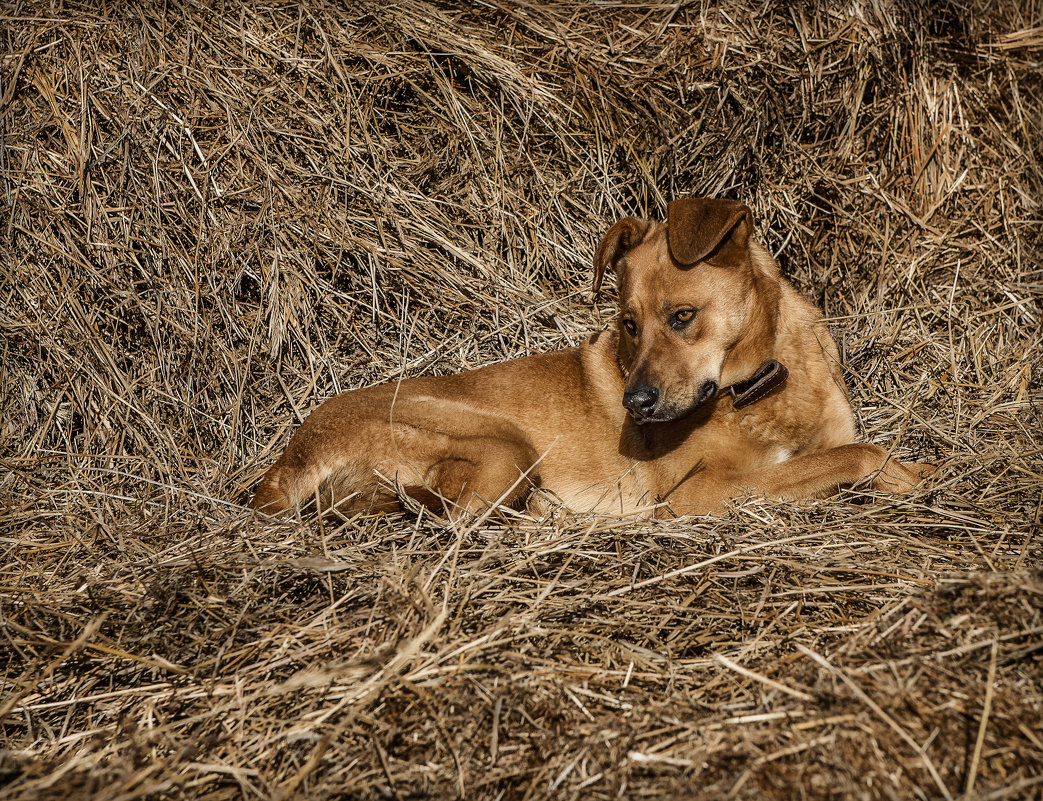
[667,198,752,269]
[593,217,650,295]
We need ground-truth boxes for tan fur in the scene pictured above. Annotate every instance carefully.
[251,198,933,519]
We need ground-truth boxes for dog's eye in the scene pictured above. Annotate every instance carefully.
[622,319,638,337]
[671,309,696,329]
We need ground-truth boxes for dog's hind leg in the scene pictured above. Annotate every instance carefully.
[400,434,541,519]
[251,454,379,517]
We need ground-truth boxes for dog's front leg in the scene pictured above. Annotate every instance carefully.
[662,443,934,514]
[744,443,935,503]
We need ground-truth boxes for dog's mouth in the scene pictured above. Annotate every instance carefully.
[629,380,718,424]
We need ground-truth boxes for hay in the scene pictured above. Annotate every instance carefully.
[1,0,1040,798]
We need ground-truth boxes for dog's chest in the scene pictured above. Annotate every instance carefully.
[723,401,812,460]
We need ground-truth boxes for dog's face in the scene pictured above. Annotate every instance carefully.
[594,199,757,424]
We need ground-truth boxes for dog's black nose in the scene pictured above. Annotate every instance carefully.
[623,386,659,416]
[696,380,719,406]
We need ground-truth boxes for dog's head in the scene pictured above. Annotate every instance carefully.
[594,198,773,424]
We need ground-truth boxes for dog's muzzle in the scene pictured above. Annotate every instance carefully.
[623,379,719,423]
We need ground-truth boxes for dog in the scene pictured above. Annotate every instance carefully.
[250,198,933,519]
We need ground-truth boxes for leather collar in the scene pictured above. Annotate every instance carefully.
[722,360,789,409]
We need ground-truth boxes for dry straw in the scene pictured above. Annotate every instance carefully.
[1,1,1040,799]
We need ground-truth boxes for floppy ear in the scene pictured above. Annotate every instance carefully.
[667,198,752,269]
[592,217,651,295]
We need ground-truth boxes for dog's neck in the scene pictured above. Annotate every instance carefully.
[720,257,781,387]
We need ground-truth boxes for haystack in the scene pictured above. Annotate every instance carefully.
[1,1,1040,798]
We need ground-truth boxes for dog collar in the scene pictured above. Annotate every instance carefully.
[723,360,789,408]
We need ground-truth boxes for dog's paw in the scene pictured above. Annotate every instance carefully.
[872,458,935,494]
[908,461,937,480]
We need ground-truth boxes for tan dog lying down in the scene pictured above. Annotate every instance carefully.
[251,198,932,518]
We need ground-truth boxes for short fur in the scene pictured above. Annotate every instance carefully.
[251,198,932,518]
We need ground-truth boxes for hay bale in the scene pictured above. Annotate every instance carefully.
[1,1,1040,799]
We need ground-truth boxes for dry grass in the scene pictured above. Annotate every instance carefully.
[1,0,1041,798]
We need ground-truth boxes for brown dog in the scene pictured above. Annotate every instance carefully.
[251,198,932,519]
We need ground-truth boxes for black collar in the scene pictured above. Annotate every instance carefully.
[722,360,789,408]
